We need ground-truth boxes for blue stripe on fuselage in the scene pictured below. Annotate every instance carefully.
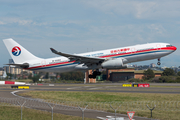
[29,50,170,70]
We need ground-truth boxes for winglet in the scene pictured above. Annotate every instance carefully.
[50,48,58,54]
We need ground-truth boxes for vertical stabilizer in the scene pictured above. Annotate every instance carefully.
[3,38,42,63]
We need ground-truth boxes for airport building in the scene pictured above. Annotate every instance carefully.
[2,59,33,78]
[108,69,162,82]
[150,63,156,68]
[0,68,3,76]
[85,68,163,83]
[3,66,33,75]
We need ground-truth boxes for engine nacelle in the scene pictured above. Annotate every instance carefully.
[101,58,126,69]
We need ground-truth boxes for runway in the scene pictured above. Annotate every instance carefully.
[21,83,180,94]
[1,83,180,96]
[0,83,179,120]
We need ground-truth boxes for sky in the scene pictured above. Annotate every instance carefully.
[0,0,180,67]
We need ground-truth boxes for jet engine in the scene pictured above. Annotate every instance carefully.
[101,58,126,69]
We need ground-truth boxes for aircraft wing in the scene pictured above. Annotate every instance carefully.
[50,48,105,65]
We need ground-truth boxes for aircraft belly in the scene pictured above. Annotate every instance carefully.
[50,64,77,73]
[34,64,78,73]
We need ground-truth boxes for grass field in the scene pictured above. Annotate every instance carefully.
[0,106,96,120]
[19,91,180,102]
[10,79,33,83]
[19,91,180,120]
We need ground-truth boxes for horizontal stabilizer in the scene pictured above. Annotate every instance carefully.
[5,63,29,68]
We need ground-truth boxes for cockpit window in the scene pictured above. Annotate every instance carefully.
[166,45,173,47]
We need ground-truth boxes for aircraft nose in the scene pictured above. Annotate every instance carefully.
[172,46,177,51]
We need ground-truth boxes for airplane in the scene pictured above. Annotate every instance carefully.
[3,38,177,78]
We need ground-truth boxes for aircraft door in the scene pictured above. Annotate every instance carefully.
[131,47,136,54]
[156,44,161,50]
[41,60,46,67]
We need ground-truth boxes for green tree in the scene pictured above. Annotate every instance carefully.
[143,69,155,80]
[177,71,180,76]
[7,73,13,79]
[32,74,40,83]
[159,76,173,83]
[162,68,175,76]
[176,76,180,83]
[28,73,32,79]
[60,71,84,81]
[45,72,49,79]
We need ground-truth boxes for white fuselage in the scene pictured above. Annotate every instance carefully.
[25,43,176,72]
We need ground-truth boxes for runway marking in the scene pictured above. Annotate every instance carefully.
[67,87,81,89]
[89,87,102,90]
[11,90,24,97]
[105,86,116,88]
[97,116,133,120]
[0,90,14,91]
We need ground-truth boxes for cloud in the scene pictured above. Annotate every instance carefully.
[0,16,86,27]
[82,0,180,19]
[85,23,167,44]
[18,20,33,25]
[134,2,157,19]
[0,0,179,67]
[55,20,82,25]
[147,24,167,36]
[0,17,33,25]
[0,21,5,25]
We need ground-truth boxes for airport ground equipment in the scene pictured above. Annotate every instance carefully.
[138,83,150,87]
[11,85,29,89]
[132,83,138,87]
[0,81,25,85]
[123,83,150,87]
[122,84,132,87]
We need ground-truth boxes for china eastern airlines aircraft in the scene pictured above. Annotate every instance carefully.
[3,38,177,78]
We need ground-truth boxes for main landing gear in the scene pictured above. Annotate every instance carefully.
[157,58,161,65]
[88,70,101,79]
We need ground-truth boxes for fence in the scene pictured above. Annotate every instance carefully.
[0,97,180,119]
[1,98,179,111]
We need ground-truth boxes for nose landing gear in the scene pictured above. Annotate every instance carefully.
[157,58,161,65]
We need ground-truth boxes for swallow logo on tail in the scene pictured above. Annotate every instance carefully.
[12,46,21,56]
